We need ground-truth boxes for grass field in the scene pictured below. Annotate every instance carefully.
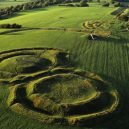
[0,1,30,8]
[0,2,129,129]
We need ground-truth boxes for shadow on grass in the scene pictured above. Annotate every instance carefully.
[102,35,129,45]
[0,8,48,20]
[83,73,129,129]
[100,77,129,129]
[86,33,129,45]
[0,27,41,35]
[70,57,129,129]
[0,29,23,35]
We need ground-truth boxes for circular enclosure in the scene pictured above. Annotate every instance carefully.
[0,48,120,126]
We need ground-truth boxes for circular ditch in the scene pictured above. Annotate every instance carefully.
[0,48,120,126]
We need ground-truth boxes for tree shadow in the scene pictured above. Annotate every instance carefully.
[90,34,129,45]
[0,8,48,20]
[82,73,129,129]
[0,29,23,35]
[0,27,41,35]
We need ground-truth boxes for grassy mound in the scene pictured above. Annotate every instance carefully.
[0,47,120,126]
[0,48,69,79]
[116,8,129,21]
[83,21,111,38]
[83,21,103,29]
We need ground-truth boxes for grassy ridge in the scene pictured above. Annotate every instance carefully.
[0,3,129,129]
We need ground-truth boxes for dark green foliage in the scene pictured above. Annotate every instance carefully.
[102,2,110,7]
[97,0,100,2]
[22,4,30,10]
[114,2,120,7]
[59,3,75,7]
[80,0,89,7]
[117,14,128,21]
[0,0,56,19]
[0,23,22,29]
[42,1,50,6]
[64,0,80,3]
[59,0,89,7]
[88,0,93,2]
[110,0,115,4]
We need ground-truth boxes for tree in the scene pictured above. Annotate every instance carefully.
[80,0,89,7]
[109,0,115,4]
[102,2,110,7]
[88,0,93,2]
[22,4,29,11]
[114,2,120,7]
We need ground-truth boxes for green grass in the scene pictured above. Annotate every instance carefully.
[0,2,129,129]
[0,1,29,8]
[0,5,115,28]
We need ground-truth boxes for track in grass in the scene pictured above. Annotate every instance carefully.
[0,48,120,126]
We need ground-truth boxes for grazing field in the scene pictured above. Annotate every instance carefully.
[0,2,129,129]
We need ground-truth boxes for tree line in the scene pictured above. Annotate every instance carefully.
[0,0,61,19]
[0,23,22,28]
[0,0,128,19]
[0,0,90,19]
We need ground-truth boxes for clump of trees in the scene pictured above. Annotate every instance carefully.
[80,0,89,7]
[0,0,90,19]
[114,2,120,7]
[0,23,22,29]
[0,0,62,19]
[102,2,110,7]
[102,0,129,8]
[59,3,75,7]
[64,0,81,3]
[59,0,89,7]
